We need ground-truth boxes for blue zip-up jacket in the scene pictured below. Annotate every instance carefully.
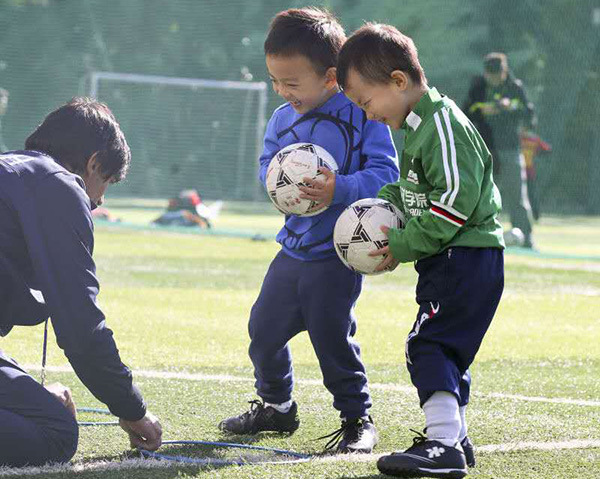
[0,151,146,421]
[259,92,399,261]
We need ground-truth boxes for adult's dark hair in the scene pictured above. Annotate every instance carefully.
[25,97,130,182]
[264,7,346,76]
[337,23,427,89]
[484,52,508,74]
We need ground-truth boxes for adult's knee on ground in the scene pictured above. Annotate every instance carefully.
[0,371,79,467]
[0,406,78,467]
[44,403,79,464]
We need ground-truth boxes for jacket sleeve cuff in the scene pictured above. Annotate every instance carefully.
[388,228,413,263]
[107,383,147,421]
[332,174,353,206]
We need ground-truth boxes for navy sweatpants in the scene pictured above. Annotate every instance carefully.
[0,352,78,467]
[405,247,504,407]
[249,250,372,419]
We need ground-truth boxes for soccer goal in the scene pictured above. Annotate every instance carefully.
[88,71,268,202]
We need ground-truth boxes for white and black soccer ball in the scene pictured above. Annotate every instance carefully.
[504,227,525,247]
[334,198,406,275]
[266,142,338,217]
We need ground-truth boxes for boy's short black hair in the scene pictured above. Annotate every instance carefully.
[264,7,346,76]
[484,52,508,74]
[337,23,427,89]
[25,97,130,182]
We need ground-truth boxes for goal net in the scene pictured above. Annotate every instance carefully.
[89,71,268,202]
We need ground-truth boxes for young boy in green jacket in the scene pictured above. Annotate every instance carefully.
[337,23,505,478]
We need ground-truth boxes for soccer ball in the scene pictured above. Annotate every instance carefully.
[266,142,338,217]
[504,227,525,247]
[334,198,406,275]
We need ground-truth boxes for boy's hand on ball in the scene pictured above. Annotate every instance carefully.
[369,225,400,272]
[120,411,162,451]
[299,168,336,207]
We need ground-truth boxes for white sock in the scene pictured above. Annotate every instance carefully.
[423,391,461,447]
[459,405,468,442]
[265,399,293,413]
[343,415,370,423]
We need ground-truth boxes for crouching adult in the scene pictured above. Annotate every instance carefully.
[0,98,162,467]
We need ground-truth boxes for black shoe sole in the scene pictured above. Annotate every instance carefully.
[337,446,375,454]
[218,421,300,435]
[377,464,467,479]
[218,425,299,435]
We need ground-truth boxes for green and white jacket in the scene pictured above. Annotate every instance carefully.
[378,87,504,263]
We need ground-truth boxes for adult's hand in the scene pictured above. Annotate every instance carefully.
[119,411,162,451]
[45,382,77,418]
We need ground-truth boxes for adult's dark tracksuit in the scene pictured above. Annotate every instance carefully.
[0,151,146,467]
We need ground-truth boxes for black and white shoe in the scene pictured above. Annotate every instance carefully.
[218,400,300,435]
[460,436,475,468]
[377,430,467,478]
[319,416,378,453]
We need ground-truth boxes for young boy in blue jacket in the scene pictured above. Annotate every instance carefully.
[218,8,399,453]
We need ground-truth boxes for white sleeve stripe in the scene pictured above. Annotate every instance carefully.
[442,109,460,207]
[433,112,452,205]
[430,209,463,227]
[430,200,468,220]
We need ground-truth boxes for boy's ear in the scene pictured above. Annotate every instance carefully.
[390,70,410,91]
[324,66,338,88]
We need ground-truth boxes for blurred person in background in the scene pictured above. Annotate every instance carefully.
[464,52,537,248]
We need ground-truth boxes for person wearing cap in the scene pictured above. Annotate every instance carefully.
[464,52,537,248]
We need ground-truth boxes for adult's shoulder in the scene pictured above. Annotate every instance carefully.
[25,156,93,232]
[36,169,90,215]
[1,151,85,204]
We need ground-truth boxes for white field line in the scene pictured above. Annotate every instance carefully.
[0,458,178,477]
[25,364,600,408]
[1,439,600,477]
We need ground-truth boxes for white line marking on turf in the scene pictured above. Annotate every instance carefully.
[1,440,599,476]
[482,392,600,407]
[0,458,177,477]
[476,439,600,453]
[24,364,600,407]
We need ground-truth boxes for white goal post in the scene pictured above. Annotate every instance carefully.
[88,71,269,201]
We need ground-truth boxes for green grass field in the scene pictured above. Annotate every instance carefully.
[1,204,599,479]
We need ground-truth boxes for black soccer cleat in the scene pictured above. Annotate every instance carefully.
[460,436,475,468]
[377,430,467,478]
[218,400,300,435]
[319,416,378,453]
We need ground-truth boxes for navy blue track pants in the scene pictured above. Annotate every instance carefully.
[249,250,372,419]
[0,352,78,467]
[405,247,504,407]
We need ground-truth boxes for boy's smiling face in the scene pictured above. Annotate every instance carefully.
[266,54,338,114]
[343,67,415,130]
